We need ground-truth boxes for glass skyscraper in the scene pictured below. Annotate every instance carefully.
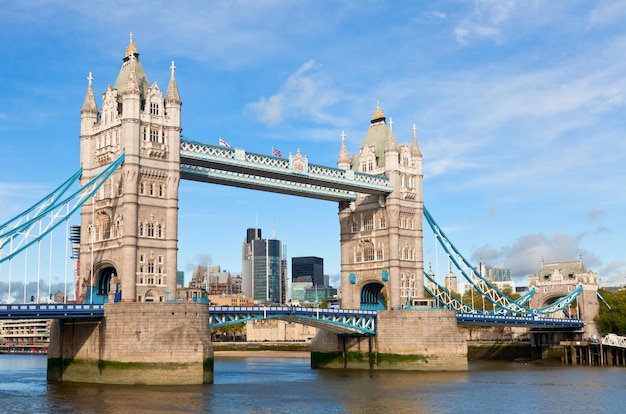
[241,228,284,304]
[292,256,325,286]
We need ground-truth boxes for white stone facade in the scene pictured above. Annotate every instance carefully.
[529,259,599,336]
[338,106,424,310]
[78,37,181,303]
[246,319,317,342]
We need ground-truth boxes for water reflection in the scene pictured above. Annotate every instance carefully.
[1,355,625,413]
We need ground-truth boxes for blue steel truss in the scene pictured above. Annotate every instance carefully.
[423,205,582,316]
[180,139,392,202]
[209,306,377,335]
[0,152,125,264]
[424,270,537,313]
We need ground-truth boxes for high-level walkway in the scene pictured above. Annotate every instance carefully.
[180,139,392,202]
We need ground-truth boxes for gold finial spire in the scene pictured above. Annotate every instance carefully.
[371,100,385,121]
[125,32,138,58]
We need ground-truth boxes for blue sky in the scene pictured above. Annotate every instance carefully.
[1,1,625,301]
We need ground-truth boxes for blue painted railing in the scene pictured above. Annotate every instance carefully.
[0,304,585,331]
[456,312,584,328]
[0,303,104,319]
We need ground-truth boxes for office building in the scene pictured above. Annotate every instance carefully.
[241,228,285,305]
[292,256,325,286]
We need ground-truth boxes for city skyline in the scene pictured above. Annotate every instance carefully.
[1,2,625,303]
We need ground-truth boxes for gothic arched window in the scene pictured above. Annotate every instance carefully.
[363,214,374,231]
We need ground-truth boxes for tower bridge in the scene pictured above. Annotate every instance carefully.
[0,37,595,384]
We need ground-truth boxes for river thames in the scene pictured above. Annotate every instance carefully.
[0,353,624,413]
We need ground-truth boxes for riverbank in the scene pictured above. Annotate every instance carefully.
[213,342,310,358]
[212,342,311,352]
[213,341,536,361]
[467,342,532,361]
[216,350,310,358]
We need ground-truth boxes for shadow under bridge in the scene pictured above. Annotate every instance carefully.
[209,306,377,335]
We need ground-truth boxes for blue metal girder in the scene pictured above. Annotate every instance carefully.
[0,152,125,264]
[424,206,584,316]
[180,139,392,202]
[209,306,377,335]
[0,303,104,319]
[180,164,358,202]
[456,312,584,329]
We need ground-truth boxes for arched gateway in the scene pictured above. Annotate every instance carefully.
[529,259,600,338]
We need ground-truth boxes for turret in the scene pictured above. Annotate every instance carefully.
[337,131,351,170]
[80,72,98,135]
[165,61,182,126]
[122,57,141,119]
[411,124,422,175]
[384,117,399,172]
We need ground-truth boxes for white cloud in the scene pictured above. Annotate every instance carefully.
[599,260,626,285]
[454,0,517,44]
[429,11,448,20]
[245,59,340,126]
[471,232,602,281]
[247,95,285,125]
[588,1,626,28]
[455,21,502,44]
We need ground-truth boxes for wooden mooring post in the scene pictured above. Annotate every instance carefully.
[561,341,626,367]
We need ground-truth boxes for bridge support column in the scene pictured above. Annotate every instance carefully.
[311,310,467,371]
[47,303,213,385]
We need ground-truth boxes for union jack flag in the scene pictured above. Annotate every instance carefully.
[272,147,282,157]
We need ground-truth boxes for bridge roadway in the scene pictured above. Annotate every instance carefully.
[0,304,584,332]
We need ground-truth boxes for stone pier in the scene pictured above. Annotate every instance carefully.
[311,309,467,371]
[47,303,213,385]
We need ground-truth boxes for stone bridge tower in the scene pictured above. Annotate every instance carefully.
[337,104,424,310]
[78,35,182,303]
[528,258,600,337]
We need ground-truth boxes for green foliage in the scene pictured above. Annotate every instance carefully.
[212,322,245,335]
[461,284,521,311]
[595,289,626,335]
[462,288,493,311]
[500,285,521,301]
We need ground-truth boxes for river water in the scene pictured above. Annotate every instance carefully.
[0,354,624,413]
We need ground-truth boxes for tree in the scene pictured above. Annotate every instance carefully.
[595,289,626,335]
[211,322,246,341]
[461,285,521,312]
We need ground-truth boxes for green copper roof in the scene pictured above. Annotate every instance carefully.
[351,120,390,170]
[113,46,150,102]
[539,260,588,277]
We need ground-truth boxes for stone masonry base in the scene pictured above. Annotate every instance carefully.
[47,303,214,385]
[311,309,467,371]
